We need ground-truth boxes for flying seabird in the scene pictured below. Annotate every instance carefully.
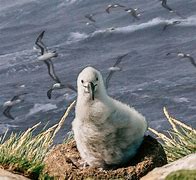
[160,0,186,19]
[167,52,196,68]
[47,82,77,99]
[124,8,141,20]
[35,31,58,61]
[162,20,181,31]
[105,4,125,14]
[108,27,115,31]
[160,0,174,12]
[3,93,27,120]
[105,53,128,89]
[44,59,61,83]
[79,20,99,29]
[84,14,96,23]
[35,31,60,83]
[85,22,99,28]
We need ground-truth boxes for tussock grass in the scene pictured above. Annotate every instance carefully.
[63,130,74,144]
[149,107,196,162]
[0,100,76,179]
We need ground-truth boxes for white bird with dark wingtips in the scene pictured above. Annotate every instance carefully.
[35,31,58,61]
[35,31,60,83]
[105,53,128,89]
[162,20,181,31]
[105,4,125,14]
[3,93,27,120]
[160,0,174,12]
[84,14,96,23]
[86,21,99,28]
[159,0,186,19]
[124,8,141,20]
[47,82,77,99]
[72,66,147,169]
[167,52,196,68]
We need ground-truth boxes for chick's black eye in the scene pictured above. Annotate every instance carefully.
[96,77,98,81]
[81,80,84,83]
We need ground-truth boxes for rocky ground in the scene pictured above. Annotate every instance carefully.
[141,153,196,180]
[0,168,30,180]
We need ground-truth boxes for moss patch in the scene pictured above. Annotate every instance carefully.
[166,169,196,180]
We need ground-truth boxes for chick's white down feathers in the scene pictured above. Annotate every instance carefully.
[72,67,147,169]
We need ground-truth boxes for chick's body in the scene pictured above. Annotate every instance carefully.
[72,67,147,169]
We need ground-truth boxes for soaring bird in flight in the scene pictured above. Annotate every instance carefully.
[124,8,141,20]
[105,53,128,89]
[167,52,196,68]
[3,93,27,120]
[35,31,60,83]
[47,82,76,99]
[160,0,174,12]
[162,20,181,31]
[159,0,186,19]
[105,4,125,14]
[84,14,96,22]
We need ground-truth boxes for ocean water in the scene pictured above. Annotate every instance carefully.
[0,0,196,143]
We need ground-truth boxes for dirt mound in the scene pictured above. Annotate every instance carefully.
[44,135,167,179]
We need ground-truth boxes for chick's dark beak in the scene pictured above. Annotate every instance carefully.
[89,82,96,100]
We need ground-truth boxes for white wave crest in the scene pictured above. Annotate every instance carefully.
[98,15,196,33]
[27,103,57,116]
[65,0,80,4]
[173,97,189,103]
[92,16,196,36]
[66,15,196,44]
[0,124,19,134]
[179,15,196,26]
[66,32,88,44]
[67,17,170,43]
[57,0,81,8]
[92,17,169,36]
[116,18,166,32]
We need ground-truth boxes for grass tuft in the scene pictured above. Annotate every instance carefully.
[149,107,196,162]
[63,130,74,144]
[0,100,76,179]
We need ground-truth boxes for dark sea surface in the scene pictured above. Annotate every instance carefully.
[0,0,196,143]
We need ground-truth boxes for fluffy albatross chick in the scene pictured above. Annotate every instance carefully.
[72,66,147,169]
